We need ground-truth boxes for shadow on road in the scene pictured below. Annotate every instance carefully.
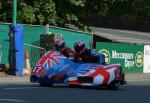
[1,82,150,92]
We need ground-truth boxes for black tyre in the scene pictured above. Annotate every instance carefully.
[38,76,53,87]
[107,80,120,90]
[69,84,81,88]
[39,82,53,87]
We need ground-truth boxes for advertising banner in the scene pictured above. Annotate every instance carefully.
[96,42,144,73]
[144,45,150,73]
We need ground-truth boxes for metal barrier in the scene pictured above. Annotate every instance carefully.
[24,43,46,70]
[0,41,46,71]
[0,44,2,63]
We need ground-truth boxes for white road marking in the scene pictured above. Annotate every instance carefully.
[3,87,42,90]
[0,93,22,95]
[0,98,27,103]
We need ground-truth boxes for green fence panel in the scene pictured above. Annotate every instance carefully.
[0,41,9,64]
[49,26,91,48]
[23,25,91,68]
[23,25,45,46]
[0,23,91,48]
[0,23,9,64]
[96,42,144,73]
[0,23,9,43]
[1,23,91,68]
[23,25,91,48]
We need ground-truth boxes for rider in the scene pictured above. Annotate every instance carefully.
[53,39,76,60]
[73,40,105,64]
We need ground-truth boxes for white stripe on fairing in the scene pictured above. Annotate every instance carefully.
[104,64,120,68]
[86,69,96,75]
[77,74,88,76]
[80,83,93,86]
[67,77,77,81]
[78,69,96,76]
[93,74,104,85]
[106,68,116,84]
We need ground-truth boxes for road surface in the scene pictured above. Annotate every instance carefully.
[93,27,150,44]
[0,80,150,103]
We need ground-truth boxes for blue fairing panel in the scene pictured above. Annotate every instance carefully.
[30,51,125,87]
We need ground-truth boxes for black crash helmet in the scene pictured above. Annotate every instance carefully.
[74,40,85,52]
[53,39,66,51]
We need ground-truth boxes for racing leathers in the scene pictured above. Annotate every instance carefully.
[60,47,76,60]
[74,48,105,64]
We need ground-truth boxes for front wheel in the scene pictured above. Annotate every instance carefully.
[38,76,53,87]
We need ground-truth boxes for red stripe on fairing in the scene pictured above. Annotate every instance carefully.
[103,65,119,70]
[88,66,112,84]
[37,52,52,65]
[68,65,119,85]
[47,59,51,67]
[33,52,54,73]
[99,70,110,84]
[50,57,60,64]
[68,80,79,85]
[52,54,65,58]
[33,65,42,73]
[32,67,38,73]
[32,51,61,73]
[38,67,46,75]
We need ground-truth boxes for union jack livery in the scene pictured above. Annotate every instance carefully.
[31,51,125,89]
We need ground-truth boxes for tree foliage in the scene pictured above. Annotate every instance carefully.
[0,0,150,31]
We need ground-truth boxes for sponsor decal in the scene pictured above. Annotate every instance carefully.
[112,50,134,59]
[99,49,144,69]
[112,50,135,69]
[99,49,110,64]
[59,64,75,76]
[135,51,143,67]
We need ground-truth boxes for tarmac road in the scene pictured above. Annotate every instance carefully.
[0,78,150,103]
[93,27,150,44]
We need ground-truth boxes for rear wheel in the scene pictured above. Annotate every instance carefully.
[107,80,120,90]
[39,82,53,87]
[69,84,81,88]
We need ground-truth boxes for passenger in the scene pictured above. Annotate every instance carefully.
[73,40,105,64]
[53,39,76,60]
